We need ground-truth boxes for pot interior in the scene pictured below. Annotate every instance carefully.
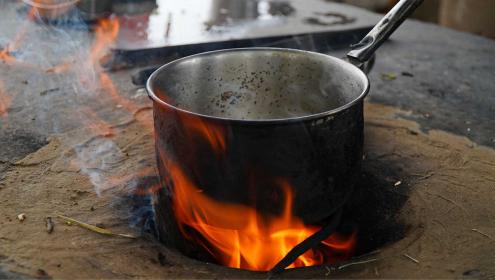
[148,48,369,121]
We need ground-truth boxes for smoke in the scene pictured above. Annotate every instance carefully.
[74,138,127,196]
[0,2,154,210]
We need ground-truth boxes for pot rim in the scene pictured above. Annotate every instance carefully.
[146,47,370,124]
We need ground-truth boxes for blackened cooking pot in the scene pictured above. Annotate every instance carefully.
[148,48,369,224]
[146,0,423,270]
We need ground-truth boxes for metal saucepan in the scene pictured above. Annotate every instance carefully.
[147,0,423,270]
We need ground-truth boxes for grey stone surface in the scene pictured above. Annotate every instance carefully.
[367,20,495,147]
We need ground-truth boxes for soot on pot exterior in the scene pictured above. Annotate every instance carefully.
[147,0,425,269]
[147,48,369,261]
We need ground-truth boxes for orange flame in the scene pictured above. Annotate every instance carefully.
[0,48,17,64]
[89,17,153,130]
[91,17,120,66]
[179,114,227,154]
[100,73,137,112]
[157,114,356,271]
[160,154,356,271]
[0,8,37,64]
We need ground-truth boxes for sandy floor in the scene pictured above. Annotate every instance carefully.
[1,101,494,279]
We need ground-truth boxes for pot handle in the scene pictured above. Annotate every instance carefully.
[359,54,375,74]
[347,0,424,67]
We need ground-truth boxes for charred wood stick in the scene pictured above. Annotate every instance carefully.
[268,209,343,276]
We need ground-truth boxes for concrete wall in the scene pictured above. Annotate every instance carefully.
[333,0,495,40]
[412,0,440,23]
[335,0,391,13]
[439,0,495,39]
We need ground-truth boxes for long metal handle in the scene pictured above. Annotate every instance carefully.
[347,0,424,65]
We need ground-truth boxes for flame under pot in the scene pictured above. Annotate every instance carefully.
[147,48,369,262]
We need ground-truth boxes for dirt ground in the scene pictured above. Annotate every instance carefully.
[1,2,495,276]
[1,101,494,279]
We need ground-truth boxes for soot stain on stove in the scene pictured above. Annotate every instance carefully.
[112,175,160,237]
[0,129,48,178]
[0,129,48,161]
[346,169,411,255]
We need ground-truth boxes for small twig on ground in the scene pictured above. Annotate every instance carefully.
[338,258,379,270]
[471,229,493,241]
[57,214,136,239]
[403,253,420,264]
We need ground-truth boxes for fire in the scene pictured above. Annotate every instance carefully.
[89,17,120,92]
[157,115,356,271]
[100,73,137,113]
[161,156,356,271]
[178,113,227,154]
[90,17,120,65]
[0,48,17,64]
[90,17,153,130]
[0,7,38,64]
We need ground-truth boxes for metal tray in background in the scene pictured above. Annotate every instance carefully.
[107,0,381,70]
[127,28,372,86]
